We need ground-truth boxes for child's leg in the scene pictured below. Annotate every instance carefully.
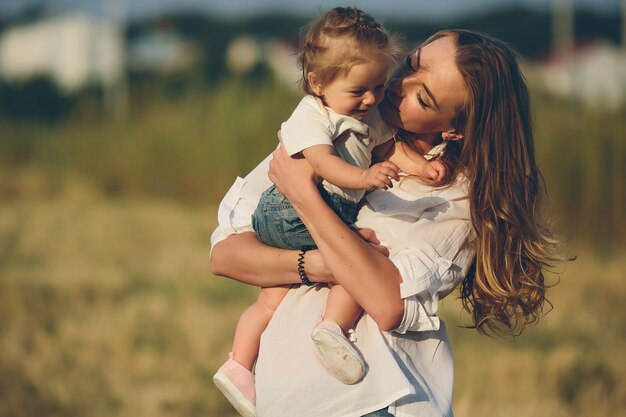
[323,284,362,332]
[231,285,291,370]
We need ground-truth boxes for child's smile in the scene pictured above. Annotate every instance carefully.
[313,60,389,120]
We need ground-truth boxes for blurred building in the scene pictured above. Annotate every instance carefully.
[127,29,199,75]
[226,35,300,90]
[535,41,626,109]
[0,12,123,93]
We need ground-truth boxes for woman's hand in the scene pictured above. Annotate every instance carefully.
[303,249,334,284]
[357,228,390,257]
[268,133,319,208]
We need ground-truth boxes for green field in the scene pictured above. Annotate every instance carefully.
[1,77,625,416]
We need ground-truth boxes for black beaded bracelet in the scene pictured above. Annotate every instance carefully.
[297,249,315,286]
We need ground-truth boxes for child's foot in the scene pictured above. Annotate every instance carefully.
[213,353,256,417]
[311,320,365,385]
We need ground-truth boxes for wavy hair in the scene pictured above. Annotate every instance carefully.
[428,30,561,336]
[297,7,403,95]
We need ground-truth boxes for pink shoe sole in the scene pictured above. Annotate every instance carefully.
[213,371,255,417]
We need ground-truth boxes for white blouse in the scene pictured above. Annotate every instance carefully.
[211,147,476,417]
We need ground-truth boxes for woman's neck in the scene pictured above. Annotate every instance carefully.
[405,133,442,155]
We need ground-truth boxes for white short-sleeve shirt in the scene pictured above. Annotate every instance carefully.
[211,145,476,417]
[281,95,394,203]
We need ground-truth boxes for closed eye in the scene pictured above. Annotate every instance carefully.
[417,93,430,110]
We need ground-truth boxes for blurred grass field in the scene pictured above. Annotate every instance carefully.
[1,77,625,416]
[0,188,624,417]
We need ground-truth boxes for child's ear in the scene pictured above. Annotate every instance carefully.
[441,130,463,141]
[307,72,323,96]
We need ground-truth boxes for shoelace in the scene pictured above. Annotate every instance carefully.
[347,328,357,343]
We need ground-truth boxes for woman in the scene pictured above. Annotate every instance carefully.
[210,29,557,417]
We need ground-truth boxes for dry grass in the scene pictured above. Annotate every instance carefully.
[0,184,624,416]
[443,249,626,417]
[0,185,255,417]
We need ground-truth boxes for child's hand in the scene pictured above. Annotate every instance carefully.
[415,160,447,182]
[360,161,400,190]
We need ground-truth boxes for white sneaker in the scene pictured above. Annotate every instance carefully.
[311,320,366,385]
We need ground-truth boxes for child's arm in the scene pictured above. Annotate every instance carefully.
[373,139,447,182]
[302,144,399,190]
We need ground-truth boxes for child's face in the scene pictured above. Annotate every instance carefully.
[314,61,388,121]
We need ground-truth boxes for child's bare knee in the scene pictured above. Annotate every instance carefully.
[257,289,287,313]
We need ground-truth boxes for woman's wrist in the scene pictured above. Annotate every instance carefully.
[297,249,315,286]
[286,179,322,213]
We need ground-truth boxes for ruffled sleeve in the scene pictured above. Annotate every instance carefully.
[391,247,461,334]
[384,192,474,334]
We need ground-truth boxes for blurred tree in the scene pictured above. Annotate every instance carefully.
[0,6,621,123]
[0,77,74,123]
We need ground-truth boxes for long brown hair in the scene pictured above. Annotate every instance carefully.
[431,30,560,336]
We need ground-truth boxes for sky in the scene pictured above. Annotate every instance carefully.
[0,0,621,22]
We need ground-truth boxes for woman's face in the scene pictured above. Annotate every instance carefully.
[379,35,468,137]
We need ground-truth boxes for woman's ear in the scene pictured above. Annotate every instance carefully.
[307,72,323,96]
[442,130,464,141]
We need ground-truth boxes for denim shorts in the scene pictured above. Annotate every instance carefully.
[252,184,359,251]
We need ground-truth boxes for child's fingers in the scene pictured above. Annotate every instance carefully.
[376,177,392,189]
[428,166,441,181]
[421,165,436,180]
[373,173,393,189]
[434,163,447,181]
[426,161,447,181]
[379,161,401,173]
[374,162,400,180]
[377,166,400,181]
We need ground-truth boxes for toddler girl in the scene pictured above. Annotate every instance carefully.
[213,7,446,417]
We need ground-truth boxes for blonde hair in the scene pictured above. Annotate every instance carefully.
[427,30,561,336]
[297,7,403,95]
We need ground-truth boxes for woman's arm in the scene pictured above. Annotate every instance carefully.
[210,232,334,286]
[268,144,405,331]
